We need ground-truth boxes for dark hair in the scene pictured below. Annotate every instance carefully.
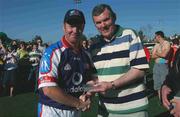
[32,42,38,46]
[155,31,165,38]
[92,4,116,22]
[34,35,42,43]
[20,41,26,45]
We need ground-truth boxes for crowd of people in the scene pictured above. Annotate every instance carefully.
[0,3,180,117]
[0,36,47,97]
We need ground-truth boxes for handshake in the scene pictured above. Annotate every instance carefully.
[77,81,114,111]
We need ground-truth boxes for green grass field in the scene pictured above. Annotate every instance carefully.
[0,92,170,117]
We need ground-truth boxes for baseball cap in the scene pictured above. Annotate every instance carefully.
[64,9,85,25]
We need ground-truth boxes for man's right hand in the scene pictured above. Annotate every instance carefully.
[161,85,172,110]
[77,96,91,111]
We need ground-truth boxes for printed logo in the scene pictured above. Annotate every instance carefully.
[64,63,71,71]
[73,57,80,61]
[72,72,82,85]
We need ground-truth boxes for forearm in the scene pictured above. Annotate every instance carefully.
[113,68,145,89]
[152,51,158,59]
[42,86,81,108]
[155,51,168,58]
[89,68,145,93]
[152,48,158,59]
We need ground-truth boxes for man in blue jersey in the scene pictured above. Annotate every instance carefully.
[37,9,97,117]
[89,4,149,117]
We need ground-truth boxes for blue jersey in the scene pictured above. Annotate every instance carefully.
[38,36,97,110]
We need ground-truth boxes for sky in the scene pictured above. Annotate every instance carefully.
[0,0,180,43]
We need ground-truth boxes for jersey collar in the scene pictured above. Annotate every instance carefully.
[61,36,72,48]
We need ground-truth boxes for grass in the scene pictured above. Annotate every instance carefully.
[0,93,38,117]
[0,92,169,117]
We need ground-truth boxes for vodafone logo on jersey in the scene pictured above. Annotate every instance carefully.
[72,72,82,85]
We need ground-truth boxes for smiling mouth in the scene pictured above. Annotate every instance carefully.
[101,30,110,34]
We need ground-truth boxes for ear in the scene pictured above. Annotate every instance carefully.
[112,12,116,23]
[78,23,85,33]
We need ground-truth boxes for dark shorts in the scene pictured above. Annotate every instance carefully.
[3,69,17,86]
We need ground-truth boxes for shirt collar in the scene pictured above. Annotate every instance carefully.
[61,36,72,48]
[102,25,124,43]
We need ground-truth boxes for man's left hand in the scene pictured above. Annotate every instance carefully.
[170,98,180,117]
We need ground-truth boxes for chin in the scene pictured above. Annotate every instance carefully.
[102,33,111,38]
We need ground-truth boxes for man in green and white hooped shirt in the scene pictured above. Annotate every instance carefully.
[89,4,149,117]
[28,42,42,92]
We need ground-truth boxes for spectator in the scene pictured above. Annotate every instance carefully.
[37,9,97,117]
[11,40,18,52]
[152,31,171,99]
[34,36,45,53]
[0,39,6,94]
[28,42,42,92]
[17,41,28,60]
[82,40,89,50]
[161,48,180,117]
[89,4,149,117]
[169,38,179,67]
[3,45,18,97]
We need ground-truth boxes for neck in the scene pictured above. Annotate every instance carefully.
[64,37,80,53]
[104,25,117,41]
[159,38,165,44]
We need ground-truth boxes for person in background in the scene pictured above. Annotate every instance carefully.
[169,37,179,68]
[161,48,180,117]
[89,4,149,117]
[17,41,28,60]
[28,42,42,92]
[0,39,6,95]
[3,45,18,97]
[152,31,171,99]
[11,40,18,52]
[37,9,97,117]
[34,36,45,53]
[82,40,89,50]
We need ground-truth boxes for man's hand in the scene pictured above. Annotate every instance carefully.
[161,85,172,109]
[78,94,91,111]
[88,81,112,94]
[170,98,180,117]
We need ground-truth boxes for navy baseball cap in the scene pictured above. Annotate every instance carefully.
[64,9,85,25]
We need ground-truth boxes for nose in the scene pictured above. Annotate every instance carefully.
[100,22,106,28]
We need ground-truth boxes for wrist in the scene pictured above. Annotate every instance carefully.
[75,100,81,110]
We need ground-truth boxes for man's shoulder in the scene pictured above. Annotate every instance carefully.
[90,35,102,42]
[122,28,138,37]
[164,40,171,46]
[41,41,62,58]
[89,35,103,46]
[45,41,62,53]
